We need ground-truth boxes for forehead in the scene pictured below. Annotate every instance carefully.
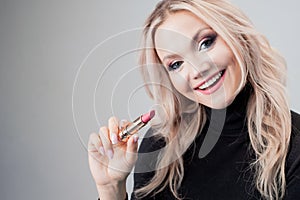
[154,11,211,53]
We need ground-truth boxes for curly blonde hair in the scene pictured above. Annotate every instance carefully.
[136,0,291,199]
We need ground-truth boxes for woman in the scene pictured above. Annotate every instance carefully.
[88,0,300,199]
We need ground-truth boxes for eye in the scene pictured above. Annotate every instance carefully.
[168,61,184,71]
[198,35,216,51]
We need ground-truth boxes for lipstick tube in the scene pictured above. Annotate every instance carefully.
[119,110,155,141]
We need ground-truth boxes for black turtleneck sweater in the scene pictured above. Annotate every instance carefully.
[131,87,300,199]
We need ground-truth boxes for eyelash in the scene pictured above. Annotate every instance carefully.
[198,34,216,51]
[168,61,184,71]
[167,34,217,71]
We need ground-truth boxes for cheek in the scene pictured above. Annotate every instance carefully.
[169,74,191,93]
[227,57,242,83]
[209,40,233,67]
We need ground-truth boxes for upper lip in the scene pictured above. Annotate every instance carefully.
[193,69,224,89]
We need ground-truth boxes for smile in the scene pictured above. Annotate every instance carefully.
[199,70,224,90]
[194,69,226,95]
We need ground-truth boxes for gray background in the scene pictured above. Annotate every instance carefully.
[0,0,299,199]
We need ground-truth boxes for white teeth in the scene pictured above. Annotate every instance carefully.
[198,72,222,90]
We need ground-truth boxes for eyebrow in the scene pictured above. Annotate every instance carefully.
[192,27,212,42]
[162,27,212,63]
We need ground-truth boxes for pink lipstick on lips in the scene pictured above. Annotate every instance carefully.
[119,110,155,141]
[194,69,226,95]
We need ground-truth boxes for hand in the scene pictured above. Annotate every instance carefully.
[88,117,139,199]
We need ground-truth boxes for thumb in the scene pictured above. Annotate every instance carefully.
[125,134,139,165]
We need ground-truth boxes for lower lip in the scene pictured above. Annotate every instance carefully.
[195,70,226,95]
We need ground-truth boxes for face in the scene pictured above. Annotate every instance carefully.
[154,11,242,109]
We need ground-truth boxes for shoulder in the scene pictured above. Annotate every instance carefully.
[138,128,166,153]
[286,110,300,180]
[134,128,166,173]
[133,128,166,189]
[291,110,300,134]
[288,110,300,157]
[289,110,300,159]
[285,110,300,198]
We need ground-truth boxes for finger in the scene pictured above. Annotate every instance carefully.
[87,133,105,166]
[99,126,114,159]
[119,119,130,130]
[88,132,104,155]
[125,134,139,165]
[119,119,131,141]
[108,116,119,145]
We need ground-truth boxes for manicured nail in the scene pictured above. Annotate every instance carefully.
[133,135,139,143]
[111,133,118,145]
[106,149,114,159]
[98,147,105,156]
[120,119,127,128]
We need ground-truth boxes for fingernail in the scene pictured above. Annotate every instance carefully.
[106,149,114,159]
[120,119,127,128]
[98,147,105,156]
[111,133,118,145]
[133,135,139,143]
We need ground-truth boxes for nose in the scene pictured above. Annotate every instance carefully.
[189,61,211,80]
[185,53,212,80]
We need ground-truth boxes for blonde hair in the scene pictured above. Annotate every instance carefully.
[136,0,291,199]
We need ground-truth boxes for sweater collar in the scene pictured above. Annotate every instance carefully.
[203,84,252,136]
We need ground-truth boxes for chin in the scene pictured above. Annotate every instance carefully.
[205,97,236,109]
[208,103,228,110]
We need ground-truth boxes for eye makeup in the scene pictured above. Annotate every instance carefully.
[197,33,217,51]
[163,28,217,72]
[168,60,184,71]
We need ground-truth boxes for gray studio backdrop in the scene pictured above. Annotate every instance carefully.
[0,0,299,199]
